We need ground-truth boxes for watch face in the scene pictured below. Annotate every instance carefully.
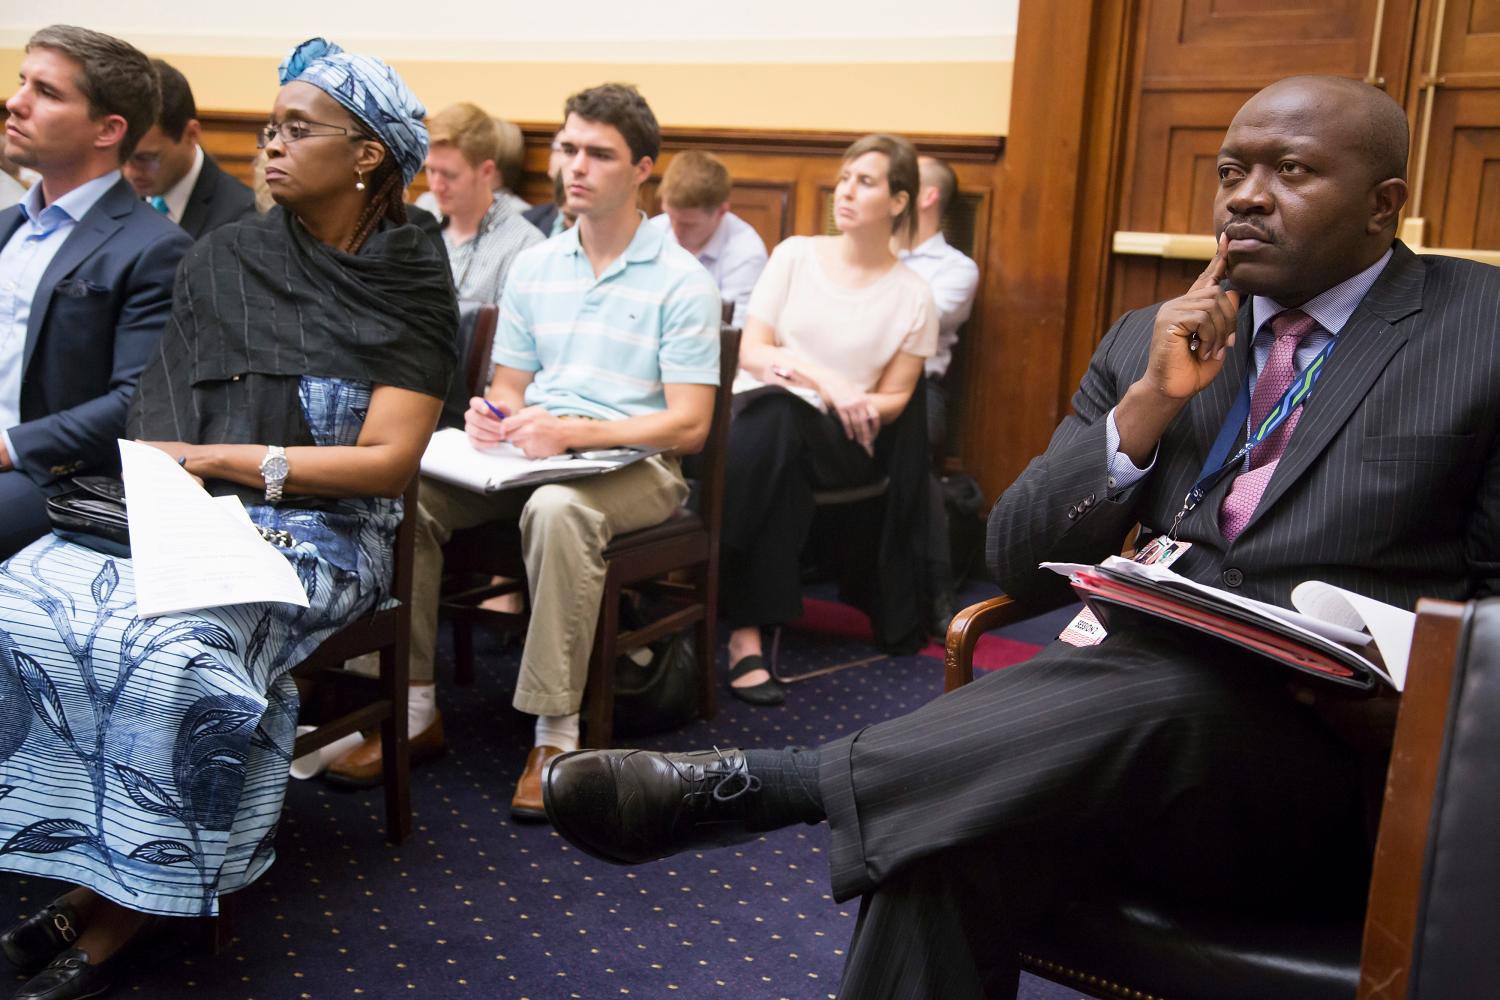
[262,455,290,479]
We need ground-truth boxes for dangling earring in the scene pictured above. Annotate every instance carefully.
[355,170,366,192]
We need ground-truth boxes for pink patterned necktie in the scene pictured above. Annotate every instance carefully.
[1218,309,1320,541]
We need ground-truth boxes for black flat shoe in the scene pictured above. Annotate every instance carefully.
[12,947,113,1000]
[1,898,81,974]
[727,655,784,706]
[543,747,763,865]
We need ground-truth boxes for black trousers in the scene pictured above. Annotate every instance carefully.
[721,391,875,628]
[817,626,1368,998]
[924,377,953,602]
[0,470,51,560]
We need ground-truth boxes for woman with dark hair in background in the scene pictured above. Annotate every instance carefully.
[0,38,454,1000]
[720,133,938,705]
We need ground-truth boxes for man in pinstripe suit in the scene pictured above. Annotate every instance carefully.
[544,76,1500,997]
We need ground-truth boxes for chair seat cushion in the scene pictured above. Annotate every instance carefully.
[1018,893,1361,1000]
[603,508,702,556]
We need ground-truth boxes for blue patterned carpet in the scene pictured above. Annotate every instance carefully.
[1,596,1093,999]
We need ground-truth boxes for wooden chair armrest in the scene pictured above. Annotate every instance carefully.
[944,595,1036,691]
[1359,597,1469,1000]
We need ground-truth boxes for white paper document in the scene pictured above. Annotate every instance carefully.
[419,427,629,493]
[120,440,310,617]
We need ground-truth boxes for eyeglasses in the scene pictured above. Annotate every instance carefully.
[257,119,372,149]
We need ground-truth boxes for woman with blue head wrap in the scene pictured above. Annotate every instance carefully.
[0,40,455,1000]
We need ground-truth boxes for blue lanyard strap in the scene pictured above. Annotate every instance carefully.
[1167,337,1337,538]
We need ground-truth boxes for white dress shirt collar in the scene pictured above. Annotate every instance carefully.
[161,145,204,224]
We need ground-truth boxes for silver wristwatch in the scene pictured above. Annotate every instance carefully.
[259,445,290,503]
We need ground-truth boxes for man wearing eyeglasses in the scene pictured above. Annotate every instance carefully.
[522,128,575,237]
[123,60,254,239]
[0,26,191,558]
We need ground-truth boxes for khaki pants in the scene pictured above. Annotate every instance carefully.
[410,455,688,717]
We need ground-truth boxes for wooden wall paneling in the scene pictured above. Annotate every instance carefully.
[974,0,1135,503]
[1426,90,1500,248]
[198,111,264,187]
[1409,0,1500,249]
[1141,0,1389,85]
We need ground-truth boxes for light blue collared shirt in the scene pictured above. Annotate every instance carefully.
[0,170,121,470]
[493,212,721,421]
[1104,247,1394,491]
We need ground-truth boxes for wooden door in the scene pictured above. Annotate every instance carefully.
[1404,0,1500,251]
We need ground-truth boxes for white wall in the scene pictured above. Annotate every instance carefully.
[0,1,1019,62]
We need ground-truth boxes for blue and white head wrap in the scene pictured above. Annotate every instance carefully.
[277,37,428,187]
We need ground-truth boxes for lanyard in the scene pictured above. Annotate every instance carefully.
[1167,337,1336,539]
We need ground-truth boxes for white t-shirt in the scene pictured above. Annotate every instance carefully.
[736,236,937,409]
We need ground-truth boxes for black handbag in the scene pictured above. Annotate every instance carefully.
[613,633,699,737]
[46,476,130,557]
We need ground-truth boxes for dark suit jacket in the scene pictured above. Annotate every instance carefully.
[1,176,192,483]
[178,153,256,240]
[989,242,1500,614]
[522,201,559,237]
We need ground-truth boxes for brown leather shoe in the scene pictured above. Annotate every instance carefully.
[324,712,446,789]
[511,745,564,821]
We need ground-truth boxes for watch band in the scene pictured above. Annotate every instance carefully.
[261,445,289,504]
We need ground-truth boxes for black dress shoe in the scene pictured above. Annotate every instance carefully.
[727,655,783,706]
[544,748,762,865]
[13,947,113,1000]
[1,899,81,974]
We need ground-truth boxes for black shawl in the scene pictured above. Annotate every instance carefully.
[129,206,457,469]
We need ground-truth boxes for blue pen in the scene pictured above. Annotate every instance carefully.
[482,399,508,421]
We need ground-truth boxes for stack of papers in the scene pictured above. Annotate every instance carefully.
[1042,556,1414,691]
[419,427,658,494]
[120,440,310,618]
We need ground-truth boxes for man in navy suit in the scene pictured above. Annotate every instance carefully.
[0,26,191,557]
[123,59,255,239]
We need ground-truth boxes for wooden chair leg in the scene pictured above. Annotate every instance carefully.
[584,579,619,748]
[697,563,718,722]
[379,633,412,845]
[453,618,475,687]
[207,890,239,954]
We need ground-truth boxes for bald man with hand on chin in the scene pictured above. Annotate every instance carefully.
[542,76,1500,998]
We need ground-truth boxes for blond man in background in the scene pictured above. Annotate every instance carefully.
[648,150,766,327]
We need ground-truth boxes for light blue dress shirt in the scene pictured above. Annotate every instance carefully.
[1104,248,1394,492]
[0,170,121,470]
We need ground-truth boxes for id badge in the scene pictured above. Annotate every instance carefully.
[1057,538,1194,646]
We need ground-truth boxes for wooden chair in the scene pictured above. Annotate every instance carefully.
[441,326,742,746]
[212,476,421,950]
[768,478,891,684]
[440,301,500,430]
[287,475,420,847]
[943,595,1497,1000]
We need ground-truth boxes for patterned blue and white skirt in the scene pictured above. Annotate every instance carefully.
[0,506,391,918]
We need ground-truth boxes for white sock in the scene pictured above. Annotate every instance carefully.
[534,712,580,752]
[408,683,436,734]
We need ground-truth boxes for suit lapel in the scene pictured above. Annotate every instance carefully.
[1237,243,1426,538]
[21,178,129,375]
[0,205,23,246]
[178,155,216,237]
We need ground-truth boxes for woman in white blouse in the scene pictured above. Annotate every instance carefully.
[721,133,938,704]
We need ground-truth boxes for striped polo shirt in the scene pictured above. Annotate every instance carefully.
[492,213,721,420]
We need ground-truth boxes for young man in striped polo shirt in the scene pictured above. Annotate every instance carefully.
[327,84,721,818]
